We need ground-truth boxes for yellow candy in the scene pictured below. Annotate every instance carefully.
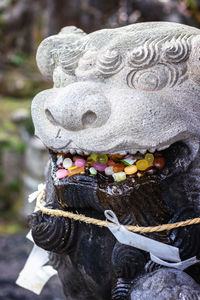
[87,153,98,165]
[68,166,77,170]
[136,159,149,171]
[144,153,154,166]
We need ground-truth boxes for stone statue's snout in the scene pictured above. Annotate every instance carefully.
[45,82,111,131]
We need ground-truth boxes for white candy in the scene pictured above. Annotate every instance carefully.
[56,155,63,165]
[121,156,137,166]
[63,158,73,169]
[112,171,126,182]
[105,166,114,176]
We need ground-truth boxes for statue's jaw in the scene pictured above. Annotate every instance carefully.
[47,140,196,213]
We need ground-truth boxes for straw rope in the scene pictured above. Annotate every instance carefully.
[36,191,200,233]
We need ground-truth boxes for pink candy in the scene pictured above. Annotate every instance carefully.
[75,158,86,167]
[56,169,68,179]
[93,162,107,172]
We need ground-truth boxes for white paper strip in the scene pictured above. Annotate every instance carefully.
[16,185,57,295]
[150,254,200,270]
[105,210,200,270]
[26,230,34,243]
[28,183,46,203]
[105,210,181,262]
[16,244,57,295]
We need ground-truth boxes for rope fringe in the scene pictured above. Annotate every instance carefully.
[36,191,200,233]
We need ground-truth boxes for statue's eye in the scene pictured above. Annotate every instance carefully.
[127,64,170,91]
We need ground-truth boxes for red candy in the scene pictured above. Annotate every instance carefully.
[153,157,165,170]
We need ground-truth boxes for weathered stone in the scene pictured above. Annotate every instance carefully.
[33,22,200,158]
[29,22,200,300]
[130,268,200,300]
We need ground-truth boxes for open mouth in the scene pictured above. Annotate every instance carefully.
[48,140,193,213]
[51,149,166,182]
[50,140,192,183]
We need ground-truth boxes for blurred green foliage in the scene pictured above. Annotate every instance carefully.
[184,0,200,23]
[23,113,35,136]
[10,52,24,66]
[0,96,31,233]
[0,135,25,152]
[186,0,198,10]
[0,97,31,151]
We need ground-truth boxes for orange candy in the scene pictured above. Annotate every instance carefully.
[108,154,124,161]
[124,165,138,175]
[57,152,71,159]
[113,164,125,173]
[107,160,117,167]
[67,166,85,177]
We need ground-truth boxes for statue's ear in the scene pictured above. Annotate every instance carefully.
[188,35,200,84]
[36,26,86,81]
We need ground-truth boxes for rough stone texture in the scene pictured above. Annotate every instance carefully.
[130,268,200,300]
[30,22,200,300]
[32,22,200,158]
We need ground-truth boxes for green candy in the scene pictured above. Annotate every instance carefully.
[87,153,98,165]
[90,153,98,161]
[97,154,108,165]
[89,167,97,175]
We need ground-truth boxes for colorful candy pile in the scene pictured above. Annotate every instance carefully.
[55,151,165,182]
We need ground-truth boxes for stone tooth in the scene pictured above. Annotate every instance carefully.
[149,148,156,153]
[130,149,138,154]
[119,151,127,155]
[157,144,170,151]
[77,150,83,155]
[70,149,76,155]
[139,149,146,154]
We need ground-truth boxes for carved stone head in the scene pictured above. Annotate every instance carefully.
[32,22,200,158]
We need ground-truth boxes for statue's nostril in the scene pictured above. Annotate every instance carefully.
[81,110,97,128]
[45,108,58,126]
